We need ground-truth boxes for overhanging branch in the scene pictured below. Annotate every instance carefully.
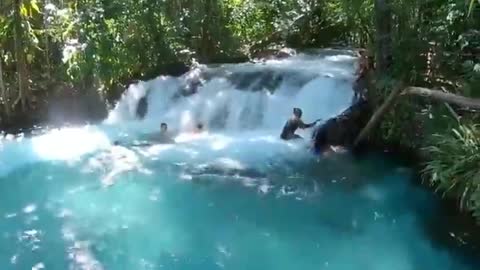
[403,87,480,110]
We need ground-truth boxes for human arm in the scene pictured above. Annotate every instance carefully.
[299,119,319,129]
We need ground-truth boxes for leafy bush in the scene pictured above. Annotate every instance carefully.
[423,124,480,221]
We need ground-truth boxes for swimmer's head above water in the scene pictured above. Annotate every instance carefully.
[160,122,168,132]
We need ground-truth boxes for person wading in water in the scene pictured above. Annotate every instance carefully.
[280,108,319,140]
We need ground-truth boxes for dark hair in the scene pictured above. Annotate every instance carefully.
[161,122,167,128]
[293,108,302,117]
[197,123,203,129]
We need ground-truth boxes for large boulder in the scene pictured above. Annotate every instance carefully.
[313,98,372,152]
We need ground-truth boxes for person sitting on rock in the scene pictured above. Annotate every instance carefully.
[280,108,319,140]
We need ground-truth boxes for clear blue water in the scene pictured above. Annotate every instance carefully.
[0,146,478,270]
[1,52,478,269]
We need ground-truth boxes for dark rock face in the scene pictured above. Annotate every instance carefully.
[251,48,295,60]
[172,65,317,101]
[313,98,372,152]
[224,69,316,93]
[135,96,148,120]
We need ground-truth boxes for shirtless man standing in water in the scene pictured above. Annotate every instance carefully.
[280,108,319,140]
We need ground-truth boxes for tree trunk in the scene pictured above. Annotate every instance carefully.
[14,0,29,112]
[404,87,480,110]
[44,0,51,80]
[0,51,8,118]
[374,0,393,73]
[200,0,213,62]
[354,84,403,146]
[354,85,480,146]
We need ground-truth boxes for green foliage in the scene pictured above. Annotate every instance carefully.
[378,99,420,148]
[423,124,480,220]
[1,0,361,98]
[372,0,480,148]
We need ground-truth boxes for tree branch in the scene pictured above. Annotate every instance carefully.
[403,87,480,110]
[354,83,404,146]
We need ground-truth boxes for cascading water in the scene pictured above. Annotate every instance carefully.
[0,50,478,270]
[105,51,355,134]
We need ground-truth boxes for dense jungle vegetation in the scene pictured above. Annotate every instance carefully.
[1,0,480,221]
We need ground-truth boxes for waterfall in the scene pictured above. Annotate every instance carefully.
[105,50,356,135]
[0,49,356,176]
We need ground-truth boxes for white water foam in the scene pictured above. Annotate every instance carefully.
[0,50,356,176]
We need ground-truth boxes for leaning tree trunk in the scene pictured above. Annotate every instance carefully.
[354,84,403,146]
[43,0,51,80]
[374,0,393,73]
[14,0,29,112]
[200,0,214,62]
[404,87,480,110]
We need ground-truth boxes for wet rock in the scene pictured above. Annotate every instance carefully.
[313,98,372,152]
[226,69,315,93]
[174,67,206,99]
[251,48,296,61]
[135,96,148,120]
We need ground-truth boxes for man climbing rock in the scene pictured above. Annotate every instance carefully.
[353,49,370,102]
[280,108,319,140]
